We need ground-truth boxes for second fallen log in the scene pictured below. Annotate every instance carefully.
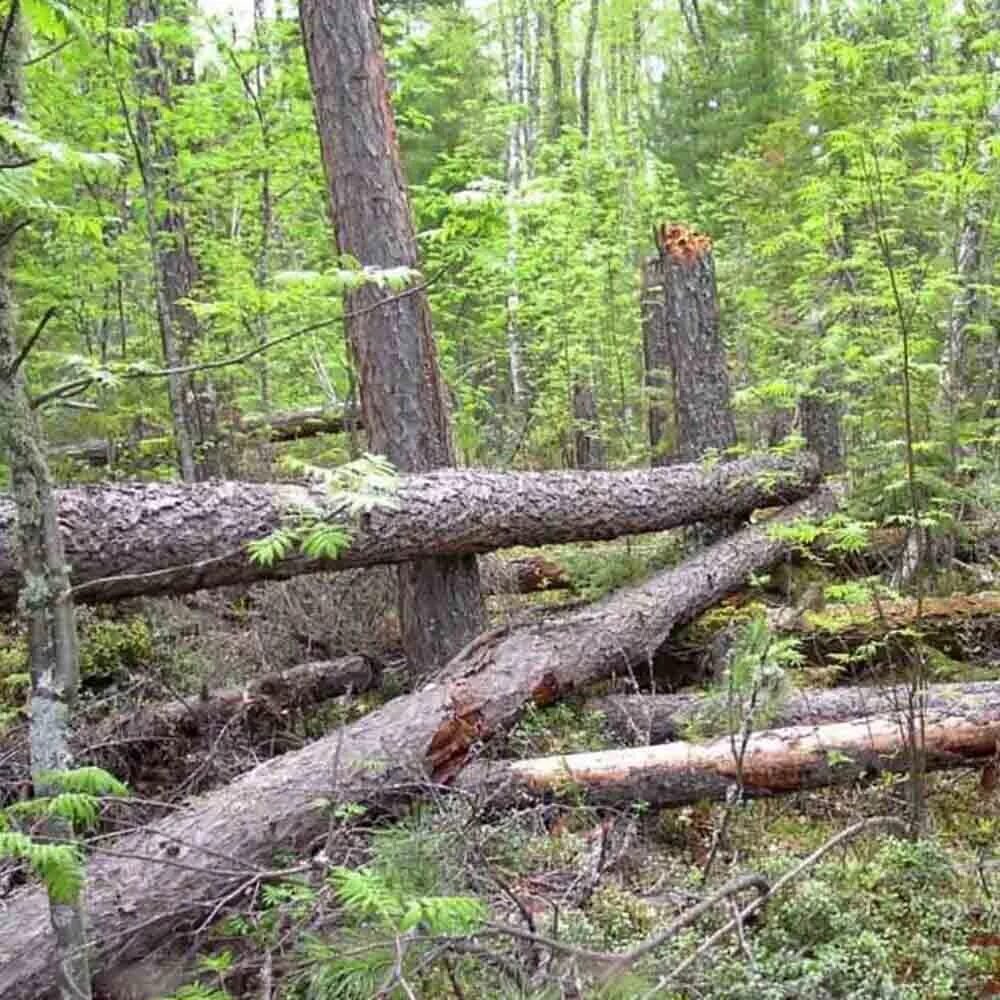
[462,697,1000,808]
[0,452,819,610]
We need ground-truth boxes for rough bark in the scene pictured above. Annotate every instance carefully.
[462,699,1000,809]
[127,0,202,483]
[0,490,834,999]
[655,224,736,462]
[641,254,671,465]
[51,407,362,467]
[0,8,92,996]
[799,389,843,476]
[591,679,1000,745]
[0,453,821,612]
[299,0,484,669]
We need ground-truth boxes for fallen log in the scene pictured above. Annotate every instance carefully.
[51,407,362,467]
[0,489,834,999]
[0,452,818,611]
[590,680,1000,744]
[0,655,381,803]
[655,590,1000,681]
[460,699,1000,809]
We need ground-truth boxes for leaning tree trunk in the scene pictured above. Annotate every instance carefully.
[463,698,1000,809]
[0,9,91,998]
[0,453,821,611]
[656,223,736,462]
[641,253,672,465]
[300,0,484,670]
[0,490,834,999]
[591,679,1000,745]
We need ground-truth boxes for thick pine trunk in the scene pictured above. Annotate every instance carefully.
[591,679,1000,745]
[299,0,484,669]
[0,453,820,611]
[642,254,672,465]
[463,698,1000,809]
[656,224,736,461]
[0,491,834,999]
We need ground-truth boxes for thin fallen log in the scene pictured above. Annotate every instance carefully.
[461,697,1000,809]
[0,656,380,803]
[0,489,835,999]
[51,407,362,467]
[591,679,1000,744]
[0,452,819,611]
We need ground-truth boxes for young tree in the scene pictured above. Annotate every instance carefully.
[300,0,484,669]
[0,6,91,997]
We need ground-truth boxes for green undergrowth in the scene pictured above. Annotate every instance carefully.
[164,772,1000,1000]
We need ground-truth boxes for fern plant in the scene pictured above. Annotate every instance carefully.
[247,454,399,568]
[0,766,127,904]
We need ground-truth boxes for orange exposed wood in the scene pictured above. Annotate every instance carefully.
[656,222,713,263]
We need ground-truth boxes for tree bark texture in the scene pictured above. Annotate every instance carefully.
[799,390,843,476]
[0,490,834,999]
[641,254,671,465]
[51,406,362,467]
[655,224,736,462]
[0,453,821,612]
[591,680,1000,745]
[462,698,1000,809]
[128,0,204,483]
[299,0,484,669]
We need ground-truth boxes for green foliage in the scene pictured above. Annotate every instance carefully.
[78,615,154,689]
[247,454,398,568]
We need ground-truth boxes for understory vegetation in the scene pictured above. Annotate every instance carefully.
[0,0,999,997]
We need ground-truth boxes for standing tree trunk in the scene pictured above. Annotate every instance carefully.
[656,223,736,461]
[126,0,204,482]
[503,0,529,412]
[578,0,600,139]
[641,253,672,465]
[545,1,564,141]
[299,0,485,670]
[572,380,606,469]
[0,8,91,997]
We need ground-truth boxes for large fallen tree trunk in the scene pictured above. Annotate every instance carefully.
[461,696,1000,809]
[0,489,834,999]
[0,452,818,611]
[591,679,1000,744]
[51,407,362,467]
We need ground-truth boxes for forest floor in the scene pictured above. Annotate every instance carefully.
[2,531,1000,998]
